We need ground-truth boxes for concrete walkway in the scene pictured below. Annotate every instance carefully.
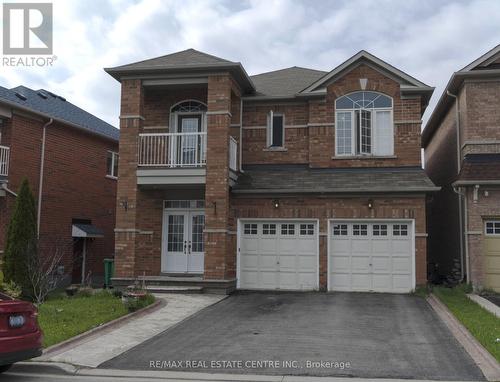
[38,294,226,368]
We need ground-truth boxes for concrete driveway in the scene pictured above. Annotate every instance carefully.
[102,292,485,380]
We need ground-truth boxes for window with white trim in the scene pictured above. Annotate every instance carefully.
[393,224,408,236]
[106,151,119,178]
[373,224,388,236]
[262,223,276,235]
[300,223,315,235]
[335,91,393,156]
[281,224,295,235]
[353,224,368,236]
[244,223,258,235]
[332,224,348,236]
[267,111,284,148]
[485,221,500,235]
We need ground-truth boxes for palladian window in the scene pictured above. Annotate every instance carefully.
[335,91,393,156]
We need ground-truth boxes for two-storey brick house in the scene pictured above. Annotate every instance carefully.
[0,85,119,286]
[423,44,500,292]
[106,49,437,293]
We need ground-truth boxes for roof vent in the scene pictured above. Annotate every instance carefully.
[14,92,27,101]
[57,95,66,102]
[47,91,57,98]
[37,91,48,99]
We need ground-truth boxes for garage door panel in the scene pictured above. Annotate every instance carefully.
[351,256,370,271]
[372,256,390,271]
[329,221,414,293]
[392,257,411,272]
[330,273,351,290]
[372,274,391,291]
[298,255,316,270]
[239,221,318,291]
[351,273,372,290]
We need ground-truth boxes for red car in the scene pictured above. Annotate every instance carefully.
[0,292,43,373]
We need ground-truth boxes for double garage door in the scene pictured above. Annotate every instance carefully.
[238,219,414,293]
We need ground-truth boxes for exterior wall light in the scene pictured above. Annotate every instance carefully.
[367,199,374,209]
[272,199,280,209]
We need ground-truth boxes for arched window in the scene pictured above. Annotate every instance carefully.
[171,100,207,113]
[335,91,393,156]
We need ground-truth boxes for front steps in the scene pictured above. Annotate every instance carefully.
[112,275,236,295]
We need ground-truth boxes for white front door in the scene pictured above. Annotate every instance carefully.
[328,220,414,293]
[162,210,205,273]
[238,220,318,291]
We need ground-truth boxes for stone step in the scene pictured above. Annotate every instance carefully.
[144,285,204,294]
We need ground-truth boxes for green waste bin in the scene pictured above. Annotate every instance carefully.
[103,258,115,288]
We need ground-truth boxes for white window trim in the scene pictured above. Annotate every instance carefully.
[107,150,119,179]
[267,111,285,148]
[485,220,500,236]
[334,92,394,157]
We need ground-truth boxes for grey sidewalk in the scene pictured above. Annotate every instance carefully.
[37,293,225,368]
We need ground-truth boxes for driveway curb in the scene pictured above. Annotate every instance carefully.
[467,294,500,317]
[42,297,165,357]
[10,362,486,382]
[427,293,500,381]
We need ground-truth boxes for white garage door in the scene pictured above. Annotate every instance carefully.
[329,221,414,293]
[238,220,318,290]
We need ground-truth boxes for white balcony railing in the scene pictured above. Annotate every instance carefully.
[138,132,207,167]
[229,136,238,171]
[0,145,9,177]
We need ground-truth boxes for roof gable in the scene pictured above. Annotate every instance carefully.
[461,44,500,71]
[0,85,118,141]
[301,50,429,93]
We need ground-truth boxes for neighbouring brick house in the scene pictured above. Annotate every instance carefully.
[423,44,500,292]
[106,49,437,293]
[0,85,119,286]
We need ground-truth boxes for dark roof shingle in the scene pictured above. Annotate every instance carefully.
[233,165,439,194]
[455,154,500,184]
[0,85,118,141]
[108,48,234,71]
[250,66,327,97]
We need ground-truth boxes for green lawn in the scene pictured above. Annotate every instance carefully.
[433,285,500,362]
[38,291,129,348]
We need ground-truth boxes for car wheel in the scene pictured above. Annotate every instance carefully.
[0,364,12,373]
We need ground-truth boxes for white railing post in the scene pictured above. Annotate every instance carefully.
[0,145,9,177]
[137,132,207,168]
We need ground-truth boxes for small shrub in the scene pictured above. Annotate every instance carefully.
[124,293,155,312]
[76,287,94,297]
[112,289,123,298]
[1,280,22,299]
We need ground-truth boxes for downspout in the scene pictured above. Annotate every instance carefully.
[37,118,53,237]
[447,90,466,282]
[239,98,244,173]
[1,183,17,197]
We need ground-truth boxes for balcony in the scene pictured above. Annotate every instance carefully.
[137,132,238,187]
[0,145,9,178]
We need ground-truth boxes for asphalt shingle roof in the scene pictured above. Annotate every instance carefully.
[250,66,328,97]
[456,154,500,182]
[108,48,234,71]
[233,165,439,194]
[0,85,118,141]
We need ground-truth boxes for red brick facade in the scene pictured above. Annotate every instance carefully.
[0,112,118,285]
[112,54,431,291]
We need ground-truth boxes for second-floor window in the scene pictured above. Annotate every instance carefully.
[335,91,393,157]
[267,111,284,148]
[107,151,119,178]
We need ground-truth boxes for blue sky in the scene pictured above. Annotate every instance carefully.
[1,0,499,127]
